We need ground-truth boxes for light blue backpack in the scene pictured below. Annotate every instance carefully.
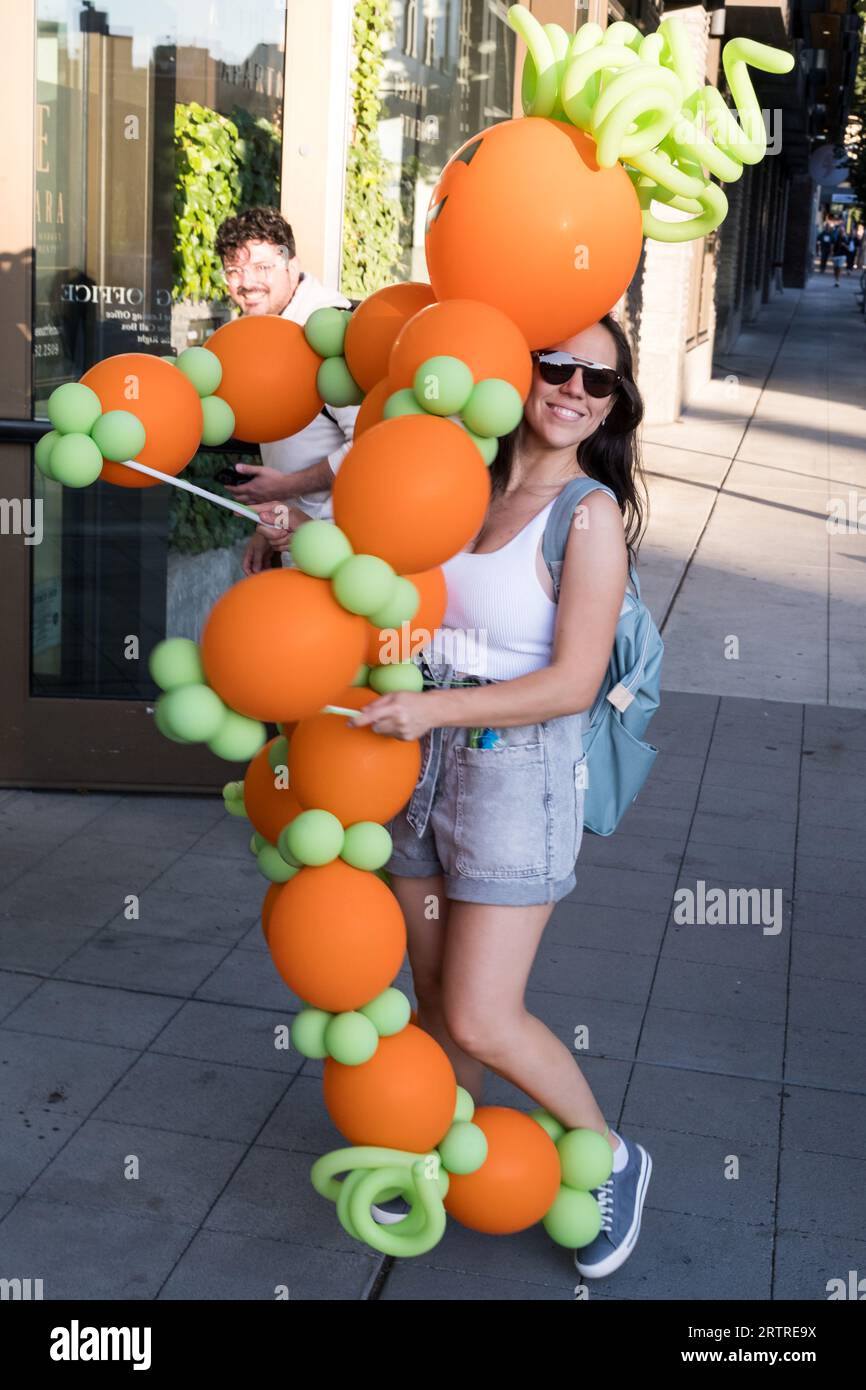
[542,476,664,836]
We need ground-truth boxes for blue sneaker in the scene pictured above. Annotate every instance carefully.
[574,1134,652,1279]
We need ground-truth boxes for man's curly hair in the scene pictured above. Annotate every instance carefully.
[216,207,296,262]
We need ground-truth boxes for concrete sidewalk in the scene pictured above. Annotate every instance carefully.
[638,272,866,708]
[1,689,864,1301]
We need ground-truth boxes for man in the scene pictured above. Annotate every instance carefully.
[214,207,359,574]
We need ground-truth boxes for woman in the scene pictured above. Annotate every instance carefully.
[349,313,653,1280]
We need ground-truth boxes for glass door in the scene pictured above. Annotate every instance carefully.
[1,0,287,789]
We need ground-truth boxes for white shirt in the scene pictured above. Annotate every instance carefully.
[259,272,359,521]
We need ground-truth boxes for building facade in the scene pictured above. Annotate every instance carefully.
[0,0,860,789]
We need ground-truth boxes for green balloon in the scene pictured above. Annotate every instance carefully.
[34,430,60,479]
[276,823,302,867]
[459,424,499,466]
[250,831,268,853]
[48,433,104,488]
[304,307,350,359]
[462,378,524,438]
[159,683,226,742]
[267,735,289,773]
[453,1086,476,1123]
[257,843,299,883]
[383,388,425,420]
[542,1186,602,1249]
[369,662,424,695]
[325,1011,379,1065]
[285,808,345,866]
[317,356,363,407]
[291,1008,332,1059]
[438,1121,488,1174]
[153,695,193,744]
[413,356,474,417]
[148,637,204,691]
[368,576,420,629]
[222,780,244,800]
[341,821,393,871]
[332,555,396,618]
[530,1107,565,1144]
[359,987,411,1037]
[290,519,353,578]
[90,410,146,462]
[200,395,235,447]
[351,664,370,688]
[557,1127,614,1191]
[175,346,223,396]
[47,381,102,435]
[224,794,247,818]
[207,710,267,761]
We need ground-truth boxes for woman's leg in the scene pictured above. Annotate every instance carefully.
[439,900,619,1154]
[389,873,485,1103]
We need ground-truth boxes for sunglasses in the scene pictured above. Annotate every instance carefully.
[533,350,622,398]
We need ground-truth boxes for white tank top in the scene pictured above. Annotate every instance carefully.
[425,498,558,681]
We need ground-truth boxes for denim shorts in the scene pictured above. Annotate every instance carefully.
[385,659,587,906]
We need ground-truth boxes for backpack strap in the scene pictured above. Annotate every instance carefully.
[542,476,622,602]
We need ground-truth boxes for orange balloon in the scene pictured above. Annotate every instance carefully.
[425,118,643,350]
[80,353,203,487]
[333,416,490,573]
[289,686,420,824]
[344,282,437,392]
[243,737,302,844]
[261,881,281,944]
[201,569,368,722]
[354,376,392,439]
[444,1107,562,1234]
[324,1025,456,1151]
[388,298,532,400]
[207,315,322,442]
[365,566,447,666]
[268,860,407,1012]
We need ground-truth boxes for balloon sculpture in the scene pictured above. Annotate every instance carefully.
[36,7,793,1258]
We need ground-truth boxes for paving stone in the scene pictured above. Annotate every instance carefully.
[680,841,794,889]
[27,1115,246,1229]
[380,1263,573,1299]
[55,928,229,997]
[583,1210,773,1301]
[578,834,684,875]
[91,1051,288,1144]
[784,1026,865,1092]
[662,918,789,973]
[788,975,866,1037]
[0,918,101,974]
[0,847,48,890]
[203,1144,362,1254]
[0,969,42,1021]
[149,999,303,1074]
[0,1107,84,1196]
[528,940,657,1005]
[0,1028,136,1118]
[687,809,797,855]
[256,1075,347,1154]
[773,1228,866,1301]
[31,836,184,886]
[622,1063,781,1147]
[3,980,182,1049]
[566,865,680,914]
[0,874,129,931]
[782,1086,866,1161]
[629,1123,777,1227]
[638,1007,784,1078]
[796,853,866,899]
[153,850,268,903]
[650,955,787,1025]
[193,944,305,1011]
[791,929,866,986]
[777,1148,866,1242]
[547,902,667,956]
[0,1196,195,1299]
[104,886,259,945]
[792,891,866,938]
[158,1228,382,1300]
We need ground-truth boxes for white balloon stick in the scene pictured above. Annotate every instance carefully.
[323,704,363,718]
[113,457,292,530]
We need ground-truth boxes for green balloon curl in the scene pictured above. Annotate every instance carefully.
[312,1147,449,1257]
[506,5,794,242]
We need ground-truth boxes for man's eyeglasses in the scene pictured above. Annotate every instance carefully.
[221,254,288,286]
[532,350,622,398]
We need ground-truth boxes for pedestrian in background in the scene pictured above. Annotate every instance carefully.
[832,223,848,286]
[818,218,835,273]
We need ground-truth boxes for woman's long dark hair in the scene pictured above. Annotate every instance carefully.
[489,313,647,569]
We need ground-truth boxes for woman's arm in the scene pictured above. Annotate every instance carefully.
[349,491,629,739]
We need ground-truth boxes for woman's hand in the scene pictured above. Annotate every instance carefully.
[254,504,308,554]
[225,463,289,504]
[348,692,436,741]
